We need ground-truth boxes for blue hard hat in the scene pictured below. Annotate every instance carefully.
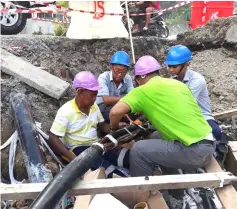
[165,45,192,65]
[110,51,130,67]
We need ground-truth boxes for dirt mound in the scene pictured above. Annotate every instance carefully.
[176,16,237,51]
[1,16,237,184]
[1,36,168,79]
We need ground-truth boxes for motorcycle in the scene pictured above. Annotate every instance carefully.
[121,1,169,38]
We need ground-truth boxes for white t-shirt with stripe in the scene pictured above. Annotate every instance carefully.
[50,98,104,149]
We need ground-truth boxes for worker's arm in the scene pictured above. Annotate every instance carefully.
[96,104,111,134]
[189,77,206,100]
[110,101,131,130]
[135,1,144,5]
[110,87,143,130]
[102,95,121,105]
[97,122,110,134]
[49,109,76,162]
[48,133,76,161]
[97,74,122,106]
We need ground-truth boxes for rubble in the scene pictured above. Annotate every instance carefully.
[175,16,237,51]
[1,16,237,208]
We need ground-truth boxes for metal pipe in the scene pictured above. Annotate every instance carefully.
[125,0,136,64]
[10,93,53,183]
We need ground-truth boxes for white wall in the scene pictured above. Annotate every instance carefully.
[20,19,55,35]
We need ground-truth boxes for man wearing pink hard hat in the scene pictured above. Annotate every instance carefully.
[109,55,214,177]
[49,71,129,177]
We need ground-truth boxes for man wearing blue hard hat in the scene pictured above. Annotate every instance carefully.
[96,51,134,123]
[165,45,222,142]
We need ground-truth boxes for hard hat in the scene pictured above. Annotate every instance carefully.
[72,71,101,91]
[134,55,162,76]
[110,51,130,67]
[165,45,192,65]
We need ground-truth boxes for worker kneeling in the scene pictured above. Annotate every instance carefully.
[109,55,215,177]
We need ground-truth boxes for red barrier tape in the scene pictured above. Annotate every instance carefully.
[1,1,191,17]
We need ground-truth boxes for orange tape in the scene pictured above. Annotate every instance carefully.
[133,119,142,126]
[125,114,143,126]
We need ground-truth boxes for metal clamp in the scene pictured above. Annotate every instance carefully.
[92,142,105,152]
[123,127,133,136]
[104,134,118,147]
[137,124,146,131]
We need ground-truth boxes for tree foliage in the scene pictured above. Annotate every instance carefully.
[160,1,191,26]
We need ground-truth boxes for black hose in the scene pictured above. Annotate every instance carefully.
[109,115,147,140]
[29,144,103,209]
[10,93,52,183]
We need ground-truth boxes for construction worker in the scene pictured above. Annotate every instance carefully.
[165,45,222,141]
[109,55,215,177]
[96,51,134,123]
[49,71,129,177]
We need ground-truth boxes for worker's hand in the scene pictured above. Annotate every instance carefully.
[104,142,116,152]
[119,122,127,128]
[100,134,117,152]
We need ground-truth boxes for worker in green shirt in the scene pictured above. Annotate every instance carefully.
[109,55,215,177]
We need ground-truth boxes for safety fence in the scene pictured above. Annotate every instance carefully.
[1,1,191,24]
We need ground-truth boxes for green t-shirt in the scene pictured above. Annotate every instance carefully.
[120,76,211,146]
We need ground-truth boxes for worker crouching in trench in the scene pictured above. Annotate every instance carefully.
[109,55,215,177]
[96,50,136,125]
[48,71,130,178]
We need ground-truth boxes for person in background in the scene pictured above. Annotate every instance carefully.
[165,45,222,141]
[131,1,160,32]
[96,50,134,124]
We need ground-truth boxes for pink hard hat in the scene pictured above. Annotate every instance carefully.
[134,55,162,76]
[72,71,101,91]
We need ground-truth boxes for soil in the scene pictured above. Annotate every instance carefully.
[1,16,237,209]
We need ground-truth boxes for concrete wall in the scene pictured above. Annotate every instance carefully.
[20,19,55,35]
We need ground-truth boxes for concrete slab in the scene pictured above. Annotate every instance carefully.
[1,49,70,99]
[225,23,237,44]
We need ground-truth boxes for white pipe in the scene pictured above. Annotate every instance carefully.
[125,0,135,64]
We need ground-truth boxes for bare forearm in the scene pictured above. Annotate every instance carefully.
[109,114,123,130]
[136,1,144,5]
[102,95,121,106]
[98,122,110,134]
[109,102,131,130]
[49,133,76,161]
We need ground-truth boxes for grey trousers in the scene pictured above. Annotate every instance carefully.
[129,133,215,177]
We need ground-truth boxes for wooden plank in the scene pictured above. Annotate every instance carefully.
[1,172,237,201]
[225,142,237,191]
[229,141,237,152]
[1,49,70,99]
[213,109,237,120]
[205,157,237,209]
